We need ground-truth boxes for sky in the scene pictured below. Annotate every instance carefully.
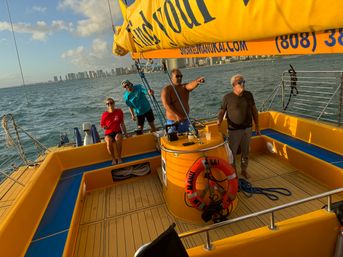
[0,0,131,88]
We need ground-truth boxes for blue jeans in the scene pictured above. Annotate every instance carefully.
[166,119,190,133]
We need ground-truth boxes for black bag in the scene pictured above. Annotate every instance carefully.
[165,124,179,142]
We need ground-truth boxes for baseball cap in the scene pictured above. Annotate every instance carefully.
[121,80,131,87]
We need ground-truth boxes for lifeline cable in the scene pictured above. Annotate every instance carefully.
[134,60,166,128]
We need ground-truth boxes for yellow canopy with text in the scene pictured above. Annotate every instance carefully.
[113,0,343,58]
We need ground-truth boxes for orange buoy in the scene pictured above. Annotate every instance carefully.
[185,157,238,213]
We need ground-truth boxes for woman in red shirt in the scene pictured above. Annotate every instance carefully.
[100,98,128,164]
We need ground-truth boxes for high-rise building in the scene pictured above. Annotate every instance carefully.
[116,67,125,76]
[88,71,96,79]
[96,70,105,78]
[53,76,58,82]
[77,72,86,80]
[67,73,76,80]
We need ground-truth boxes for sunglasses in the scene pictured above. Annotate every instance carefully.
[106,102,114,106]
[236,80,246,85]
[176,75,183,78]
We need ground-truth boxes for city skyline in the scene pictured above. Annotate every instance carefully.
[49,55,273,84]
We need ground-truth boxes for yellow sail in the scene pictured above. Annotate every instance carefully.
[113,0,343,57]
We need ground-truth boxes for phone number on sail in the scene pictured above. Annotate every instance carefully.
[275,28,343,53]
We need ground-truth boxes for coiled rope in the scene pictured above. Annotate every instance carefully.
[2,114,29,165]
[239,178,292,201]
[1,114,49,166]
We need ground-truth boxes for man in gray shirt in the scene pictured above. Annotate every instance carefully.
[217,74,260,179]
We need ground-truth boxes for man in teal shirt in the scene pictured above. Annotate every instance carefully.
[122,80,156,134]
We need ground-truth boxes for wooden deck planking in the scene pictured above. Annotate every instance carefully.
[130,213,144,250]
[74,221,104,257]
[80,190,105,224]
[106,175,164,218]
[74,153,339,257]
[251,154,297,176]
[0,167,25,197]
[0,166,37,222]
[244,157,279,182]
[0,166,34,200]
[0,206,9,220]
[239,175,325,224]
[281,171,342,203]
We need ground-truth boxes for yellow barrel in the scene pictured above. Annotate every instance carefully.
[160,124,238,223]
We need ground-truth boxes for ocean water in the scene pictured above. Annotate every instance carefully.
[1,54,343,170]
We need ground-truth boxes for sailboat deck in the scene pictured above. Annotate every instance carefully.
[0,148,69,223]
[0,166,37,222]
[74,152,339,257]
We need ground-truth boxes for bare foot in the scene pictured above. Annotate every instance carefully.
[117,158,123,164]
[112,159,117,165]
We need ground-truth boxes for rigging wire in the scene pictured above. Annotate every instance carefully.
[5,0,26,87]
[106,0,116,33]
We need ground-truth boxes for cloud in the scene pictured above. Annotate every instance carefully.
[61,38,130,69]
[0,20,74,41]
[32,6,47,13]
[1,0,123,41]
[58,0,123,37]
[52,20,74,31]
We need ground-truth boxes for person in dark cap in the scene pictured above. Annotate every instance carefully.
[122,80,156,134]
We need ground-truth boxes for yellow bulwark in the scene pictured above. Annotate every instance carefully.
[113,0,343,57]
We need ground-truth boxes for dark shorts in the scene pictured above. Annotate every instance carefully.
[105,131,122,140]
[166,119,190,133]
[137,109,155,127]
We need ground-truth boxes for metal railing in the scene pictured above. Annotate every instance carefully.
[178,188,343,250]
[260,70,343,126]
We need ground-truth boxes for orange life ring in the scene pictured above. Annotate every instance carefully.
[185,157,238,210]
